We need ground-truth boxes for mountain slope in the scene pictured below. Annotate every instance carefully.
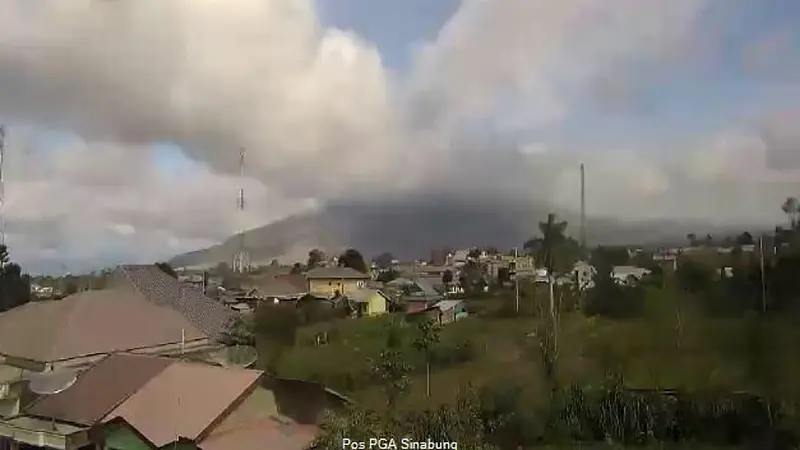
[169,194,739,267]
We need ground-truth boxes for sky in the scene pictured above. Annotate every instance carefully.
[1,0,800,273]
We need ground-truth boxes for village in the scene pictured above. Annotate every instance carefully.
[0,225,776,450]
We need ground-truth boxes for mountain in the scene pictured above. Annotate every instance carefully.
[169,193,746,268]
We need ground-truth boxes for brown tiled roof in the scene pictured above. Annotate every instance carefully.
[103,359,262,447]
[26,354,174,426]
[306,267,370,279]
[199,418,317,450]
[245,275,307,298]
[0,289,207,363]
[200,389,316,450]
[112,265,236,339]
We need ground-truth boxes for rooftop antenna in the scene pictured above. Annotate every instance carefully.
[580,163,586,252]
[28,369,78,431]
[232,148,249,273]
[211,344,258,368]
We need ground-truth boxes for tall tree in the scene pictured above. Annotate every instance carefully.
[253,302,302,373]
[686,233,697,247]
[442,269,454,285]
[155,262,178,278]
[338,248,368,273]
[523,213,569,274]
[374,252,395,270]
[307,249,326,269]
[736,231,755,246]
[370,345,412,407]
[782,196,800,229]
[413,320,441,399]
[0,245,31,312]
[590,246,629,266]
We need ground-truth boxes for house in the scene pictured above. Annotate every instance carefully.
[411,278,444,301]
[305,267,370,298]
[416,265,449,277]
[345,288,389,316]
[570,261,596,290]
[611,266,651,285]
[559,263,651,288]
[407,300,467,325]
[0,353,319,450]
[242,275,309,305]
[404,298,433,314]
[448,250,470,266]
[0,288,225,419]
[108,264,237,340]
[0,263,236,419]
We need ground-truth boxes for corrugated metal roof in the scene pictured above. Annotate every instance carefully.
[113,265,236,339]
[433,300,463,311]
[0,289,206,363]
[26,354,175,426]
[305,267,369,279]
[413,278,441,297]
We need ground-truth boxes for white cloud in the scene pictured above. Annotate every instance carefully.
[0,0,798,272]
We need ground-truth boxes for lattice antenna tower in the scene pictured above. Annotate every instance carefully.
[232,147,250,273]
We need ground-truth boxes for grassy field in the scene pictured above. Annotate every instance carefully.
[275,284,800,413]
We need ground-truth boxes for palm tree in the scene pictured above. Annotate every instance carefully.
[686,233,697,247]
[781,197,799,229]
[523,213,568,274]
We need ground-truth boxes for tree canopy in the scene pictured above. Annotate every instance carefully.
[523,214,581,274]
[307,249,326,269]
[338,248,368,273]
[0,245,31,312]
[373,252,394,270]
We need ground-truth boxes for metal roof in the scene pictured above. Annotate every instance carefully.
[26,354,174,426]
[432,300,464,311]
[306,267,370,279]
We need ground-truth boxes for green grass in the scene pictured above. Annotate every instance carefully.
[274,285,800,410]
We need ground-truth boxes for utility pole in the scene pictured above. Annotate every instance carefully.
[0,125,5,249]
[580,163,586,252]
[759,235,767,313]
[514,247,519,314]
[549,273,558,355]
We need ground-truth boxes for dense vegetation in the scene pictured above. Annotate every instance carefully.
[0,245,31,312]
[231,198,800,449]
